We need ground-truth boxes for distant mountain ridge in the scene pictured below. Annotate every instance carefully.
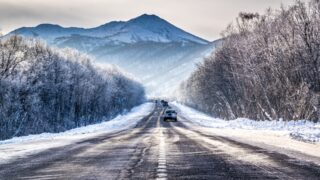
[8,14,209,45]
[6,14,217,97]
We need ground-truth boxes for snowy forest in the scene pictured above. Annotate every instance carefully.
[0,36,145,140]
[180,0,320,122]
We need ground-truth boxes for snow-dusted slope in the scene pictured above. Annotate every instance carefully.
[10,24,86,43]
[115,14,208,44]
[92,41,217,97]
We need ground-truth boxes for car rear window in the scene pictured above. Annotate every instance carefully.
[166,110,176,114]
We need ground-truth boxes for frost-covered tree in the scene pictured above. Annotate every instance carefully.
[0,36,145,140]
[180,0,320,122]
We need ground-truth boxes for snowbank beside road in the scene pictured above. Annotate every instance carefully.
[172,102,320,143]
[0,102,154,164]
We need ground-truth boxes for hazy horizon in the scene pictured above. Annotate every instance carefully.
[0,0,303,41]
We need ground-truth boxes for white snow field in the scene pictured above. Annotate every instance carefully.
[172,102,320,143]
[0,102,154,164]
[172,102,320,161]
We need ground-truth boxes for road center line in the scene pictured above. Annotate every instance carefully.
[156,126,167,180]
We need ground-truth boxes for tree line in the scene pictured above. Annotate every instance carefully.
[179,0,320,122]
[0,36,145,140]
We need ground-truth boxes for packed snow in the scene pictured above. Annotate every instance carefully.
[0,102,154,164]
[171,102,320,143]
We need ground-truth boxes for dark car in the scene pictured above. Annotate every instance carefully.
[160,100,169,107]
[163,109,177,122]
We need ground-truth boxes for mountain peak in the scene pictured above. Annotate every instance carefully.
[128,14,166,25]
[124,14,209,44]
[136,14,161,20]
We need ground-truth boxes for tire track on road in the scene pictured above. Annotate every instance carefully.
[0,104,159,180]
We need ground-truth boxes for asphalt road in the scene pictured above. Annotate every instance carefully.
[0,103,320,180]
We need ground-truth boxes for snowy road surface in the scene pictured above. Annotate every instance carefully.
[0,102,320,179]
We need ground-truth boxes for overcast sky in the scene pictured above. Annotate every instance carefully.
[0,0,302,40]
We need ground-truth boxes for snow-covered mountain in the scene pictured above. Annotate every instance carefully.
[9,14,208,45]
[6,14,217,97]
